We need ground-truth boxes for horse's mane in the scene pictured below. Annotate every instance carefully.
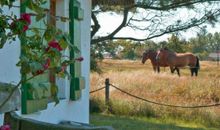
[160,48,175,54]
[144,49,156,54]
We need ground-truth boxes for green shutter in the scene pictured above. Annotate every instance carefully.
[21,2,50,114]
[69,0,85,101]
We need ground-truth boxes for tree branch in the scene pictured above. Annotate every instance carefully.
[91,12,101,38]
[91,1,220,44]
[91,7,129,44]
[135,0,220,11]
[109,12,217,41]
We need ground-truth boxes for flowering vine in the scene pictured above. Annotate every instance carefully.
[0,0,83,108]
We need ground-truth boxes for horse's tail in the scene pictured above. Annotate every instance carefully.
[196,56,200,70]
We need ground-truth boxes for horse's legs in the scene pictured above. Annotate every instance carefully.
[153,66,157,72]
[157,66,160,73]
[174,67,178,74]
[190,67,198,77]
[153,66,160,73]
[190,68,194,76]
[170,67,174,73]
[195,68,198,76]
[176,68,180,77]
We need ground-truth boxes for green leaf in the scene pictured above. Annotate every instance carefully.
[30,27,40,35]
[29,61,43,73]
[44,29,53,41]
[20,62,31,74]
[57,71,65,78]
[0,38,6,49]
[59,38,68,49]
[43,25,57,42]
[28,1,45,14]
[70,45,80,53]
[63,33,71,45]
[36,13,46,22]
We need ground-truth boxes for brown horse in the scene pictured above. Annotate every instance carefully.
[156,48,200,76]
[142,49,178,73]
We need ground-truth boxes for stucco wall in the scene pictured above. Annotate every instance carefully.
[17,0,91,124]
[0,2,21,85]
[0,0,91,125]
[0,1,21,125]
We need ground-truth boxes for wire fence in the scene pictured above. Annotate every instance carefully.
[90,78,220,109]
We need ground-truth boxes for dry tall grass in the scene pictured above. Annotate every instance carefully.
[90,59,220,127]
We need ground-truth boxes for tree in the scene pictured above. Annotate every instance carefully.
[213,32,220,52]
[186,29,211,59]
[91,0,220,44]
[167,34,187,52]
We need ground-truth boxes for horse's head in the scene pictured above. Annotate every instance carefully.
[142,50,152,64]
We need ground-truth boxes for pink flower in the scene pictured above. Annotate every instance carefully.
[47,40,62,51]
[61,65,67,72]
[22,25,29,32]
[35,70,44,75]
[20,13,31,32]
[10,13,31,33]
[20,13,31,24]
[75,57,84,62]
[0,124,10,130]
[43,58,50,70]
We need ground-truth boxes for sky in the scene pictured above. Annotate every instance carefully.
[95,9,220,43]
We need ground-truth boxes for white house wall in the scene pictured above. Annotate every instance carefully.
[0,2,21,86]
[0,1,21,125]
[79,0,91,123]
[16,0,91,124]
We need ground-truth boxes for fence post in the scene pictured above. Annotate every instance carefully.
[105,78,110,108]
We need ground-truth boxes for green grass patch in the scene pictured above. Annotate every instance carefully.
[90,98,220,129]
[90,113,218,130]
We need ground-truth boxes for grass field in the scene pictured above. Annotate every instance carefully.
[90,59,220,129]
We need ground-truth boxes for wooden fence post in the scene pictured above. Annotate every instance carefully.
[105,78,110,108]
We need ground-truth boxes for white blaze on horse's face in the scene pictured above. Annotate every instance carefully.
[156,50,160,61]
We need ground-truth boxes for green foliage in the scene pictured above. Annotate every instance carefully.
[90,98,156,118]
[90,97,106,113]
[166,34,185,53]
[90,43,103,72]
[187,31,220,60]
[90,56,102,73]
[0,0,15,7]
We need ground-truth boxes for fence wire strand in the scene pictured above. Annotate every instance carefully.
[110,83,220,108]
[90,86,105,94]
